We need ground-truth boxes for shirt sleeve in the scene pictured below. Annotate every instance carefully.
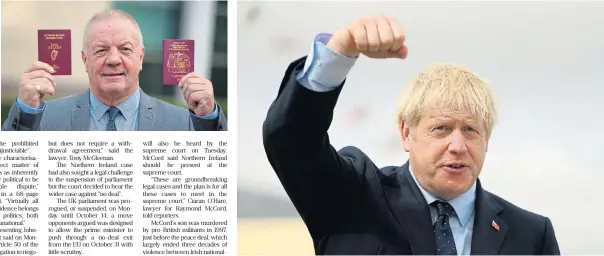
[15,97,45,114]
[295,33,358,92]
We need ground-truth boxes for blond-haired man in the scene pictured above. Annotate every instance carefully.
[262,15,559,255]
[2,9,227,131]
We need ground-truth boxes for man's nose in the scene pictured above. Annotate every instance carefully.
[447,130,468,154]
[105,47,122,66]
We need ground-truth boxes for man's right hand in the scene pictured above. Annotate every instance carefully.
[327,15,408,59]
[18,61,57,109]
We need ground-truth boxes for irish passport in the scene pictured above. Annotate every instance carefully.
[162,39,194,85]
[38,29,71,75]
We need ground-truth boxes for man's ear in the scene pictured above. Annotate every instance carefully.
[81,51,88,72]
[400,120,411,152]
[139,47,145,71]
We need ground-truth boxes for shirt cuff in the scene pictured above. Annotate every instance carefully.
[192,103,220,120]
[295,33,358,92]
[15,97,45,114]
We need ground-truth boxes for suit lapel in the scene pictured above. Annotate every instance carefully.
[470,181,508,254]
[382,162,436,255]
[138,90,156,131]
[71,90,91,131]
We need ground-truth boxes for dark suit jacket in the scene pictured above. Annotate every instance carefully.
[2,88,227,131]
[262,57,560,255]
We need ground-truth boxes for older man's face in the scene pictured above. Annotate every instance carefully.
[402,108,488,200]
[82,17,144,99]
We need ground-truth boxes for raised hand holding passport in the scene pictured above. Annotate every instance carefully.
[163,39,215,116]
[17,29,71,109]
[178,72,215,116]
[18,61,57,109]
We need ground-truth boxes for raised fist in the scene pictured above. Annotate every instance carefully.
[327,15,408,59]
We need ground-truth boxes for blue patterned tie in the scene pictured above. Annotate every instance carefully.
[432,201,458,255]
[105,107,120,131]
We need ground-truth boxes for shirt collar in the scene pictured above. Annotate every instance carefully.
[408,164,476,227]
[90,87,141,121]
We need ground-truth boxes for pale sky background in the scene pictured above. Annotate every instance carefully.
[237,2,604,253]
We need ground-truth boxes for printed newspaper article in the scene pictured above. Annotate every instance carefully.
[0,132,236,256]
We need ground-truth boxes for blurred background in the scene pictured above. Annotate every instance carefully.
[237,2,604,255]
[1,1,227,124]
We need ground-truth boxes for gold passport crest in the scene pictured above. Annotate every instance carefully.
[167,52,191,74]
[49,43,61,61]
[50,49,59,61]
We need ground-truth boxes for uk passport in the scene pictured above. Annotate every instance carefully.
[38,29,71,75]
[162,39,194,85]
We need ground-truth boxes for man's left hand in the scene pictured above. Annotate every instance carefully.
[179,72,216,116]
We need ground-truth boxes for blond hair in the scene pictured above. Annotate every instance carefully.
[396,63,497,138]
[82,9,144,52]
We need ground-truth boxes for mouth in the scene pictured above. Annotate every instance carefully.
[441,163,469,173]
[102,72,125,77]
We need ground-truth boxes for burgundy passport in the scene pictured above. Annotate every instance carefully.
[38,30,71,75]
[162,39,194,85]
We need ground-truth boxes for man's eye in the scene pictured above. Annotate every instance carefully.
[465,127,480,134]
[434,125,447,130]
[95,49,105,54]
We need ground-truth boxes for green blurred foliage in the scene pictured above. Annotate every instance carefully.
[1,96,227,127]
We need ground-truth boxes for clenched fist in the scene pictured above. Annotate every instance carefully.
[327,15,407,59]
[18,61,57,109]
[178,72,216,116]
